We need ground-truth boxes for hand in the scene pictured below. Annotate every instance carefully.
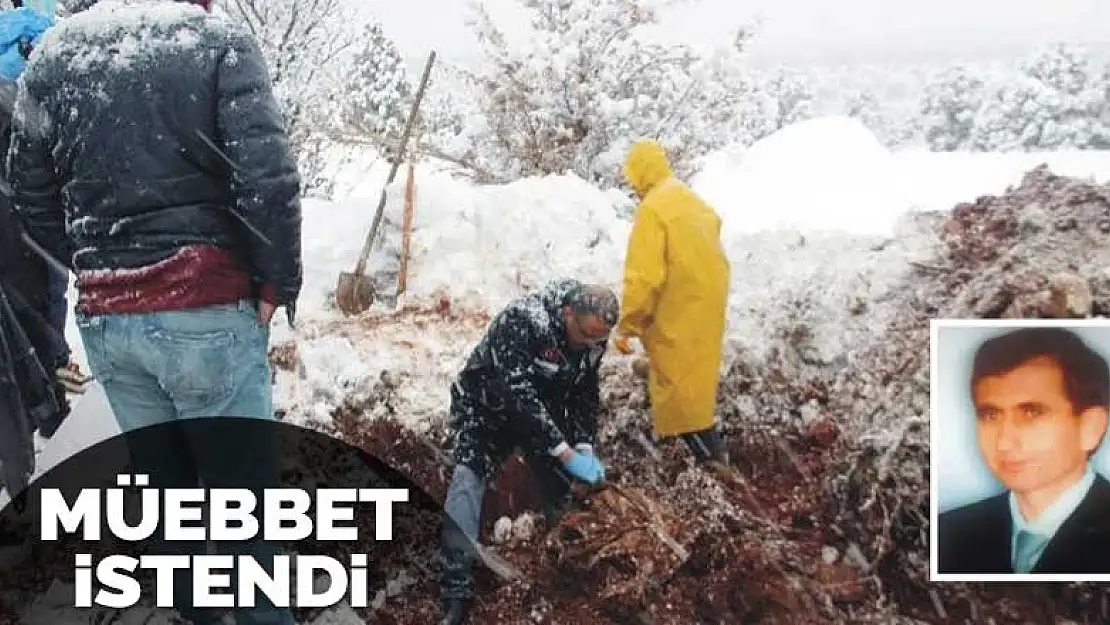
[614,335,636,355]
[258,300,277,326]
[563,451,605,485]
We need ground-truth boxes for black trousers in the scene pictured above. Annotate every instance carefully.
[679,425,728,463]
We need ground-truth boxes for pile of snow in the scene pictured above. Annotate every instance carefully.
[273,308,490,432]
[693,115,914,239]
[890,148,1110,213]
[692,115,1110,242]
[280,165,634,429]
[298,168,631,317]
[399,173,630,307]
[720,227,936,365]
[308,141,395,201]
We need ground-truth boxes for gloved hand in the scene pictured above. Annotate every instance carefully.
[614,335,636,355]
[563,451,605,485]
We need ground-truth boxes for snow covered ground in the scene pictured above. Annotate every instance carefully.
[44,114,1110,474]
[15,115,1110,621]
[693,115,1110,239]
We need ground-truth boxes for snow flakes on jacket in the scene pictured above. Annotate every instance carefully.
[450,278,606,468]
[7,0,303,308]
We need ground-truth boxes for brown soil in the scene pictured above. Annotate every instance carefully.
[290,166,1110,625]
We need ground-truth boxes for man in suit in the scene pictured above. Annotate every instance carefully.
[937,327,1110,574]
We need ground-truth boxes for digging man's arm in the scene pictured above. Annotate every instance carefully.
[486,308,605,484]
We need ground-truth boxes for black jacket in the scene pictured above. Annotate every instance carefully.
[0,179,63,501]
[454,278,605,456]
[0,78,66,499]
[937,473,1110,574]
[6,2,302,309]
[0,287,39,498]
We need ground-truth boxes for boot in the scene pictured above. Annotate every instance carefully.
[440,598,473,625]
[705,458,742,488]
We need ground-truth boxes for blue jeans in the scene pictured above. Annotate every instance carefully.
[440,457,573,601]
[76,300,292,625]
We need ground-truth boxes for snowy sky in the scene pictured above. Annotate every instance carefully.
[366,0,1110,70]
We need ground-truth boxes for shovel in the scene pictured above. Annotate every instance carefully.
[335,50,437,315]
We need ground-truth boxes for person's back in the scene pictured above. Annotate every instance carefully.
[644,176,730,339]
[10,0,302,318]
[7,2,299,622]
[616,138,731,459]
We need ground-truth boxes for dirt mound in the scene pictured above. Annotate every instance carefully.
[722,165,1110,622]
[541,485,691,602]
[931,165,1110,318]
[260,166,1110,624]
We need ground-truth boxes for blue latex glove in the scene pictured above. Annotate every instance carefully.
[563,451,605,485]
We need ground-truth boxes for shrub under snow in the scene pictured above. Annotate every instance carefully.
[920,43,1110,152]
[427,0,762,189]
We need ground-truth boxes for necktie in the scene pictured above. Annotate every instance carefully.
[1013,529,1044,573]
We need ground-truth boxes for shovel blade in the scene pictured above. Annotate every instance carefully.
[335,272,376,315]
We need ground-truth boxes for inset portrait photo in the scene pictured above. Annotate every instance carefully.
[930,320,1110,582]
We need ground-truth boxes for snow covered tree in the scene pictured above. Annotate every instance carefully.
[1093,65,1110,144]
[918,65,986,151]
[337,22,412,157]
[753,67,816,139]
[214,0,364,197]
[966,74,1052,151]
[438,0,761,188]
[845,91,886,132]
[967,44,1110,150]
[415,62,494,180]
[842,90,919,148]
[216,0,358,139]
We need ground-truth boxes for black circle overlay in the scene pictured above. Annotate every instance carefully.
[0,417,447,621]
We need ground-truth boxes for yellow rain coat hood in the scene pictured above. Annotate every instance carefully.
[618,139,731,437]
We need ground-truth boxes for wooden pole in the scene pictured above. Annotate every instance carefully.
[346,50,436,282]
[396,162,416,298]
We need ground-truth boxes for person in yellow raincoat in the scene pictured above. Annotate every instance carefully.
[614,138,732,464]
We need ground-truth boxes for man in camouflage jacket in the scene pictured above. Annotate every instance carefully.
[440,278,617,625]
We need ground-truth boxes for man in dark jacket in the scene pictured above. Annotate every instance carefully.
[0,200,63,497]
[0,192,59,499]
[7,1,300,623]
[0,16,70,494]
[0,154,69,449]
[439,278,615,625]
[9,1,301,414]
